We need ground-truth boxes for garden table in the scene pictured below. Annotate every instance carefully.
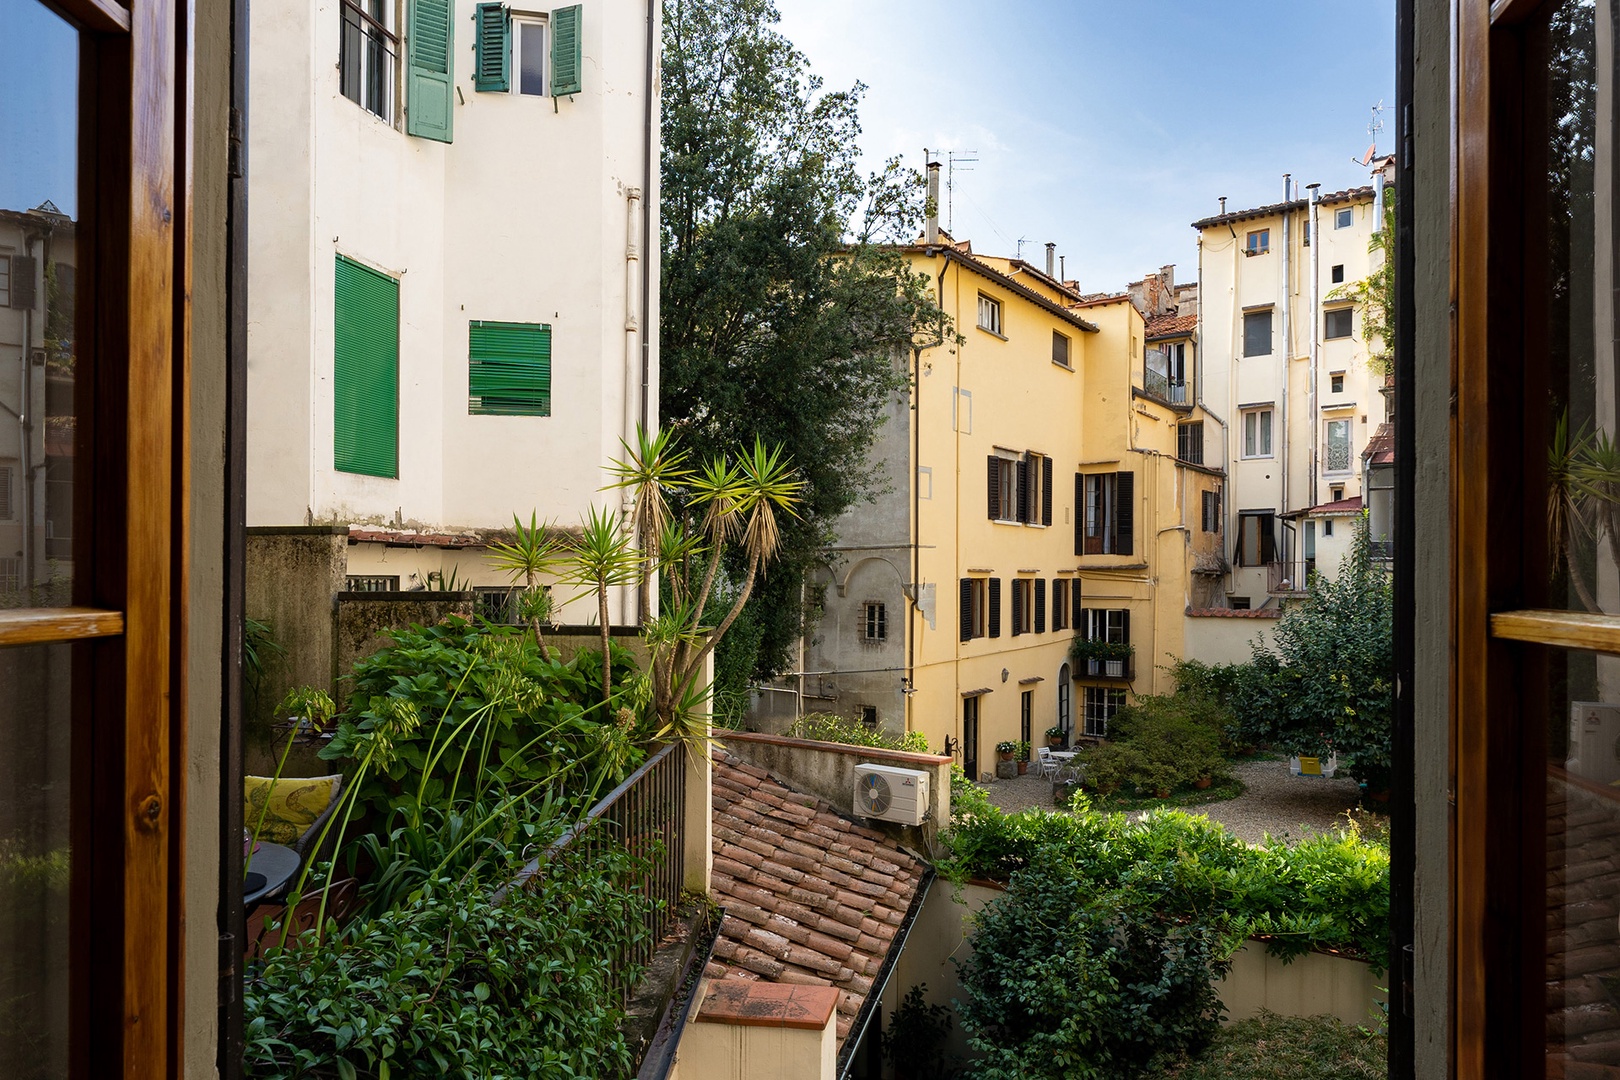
[243,842,301,908]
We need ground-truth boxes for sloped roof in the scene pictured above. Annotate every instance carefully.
[347,527,487,549]
[1191,184,1380,230]
[704,750,927,1048]
[1363,422,1395,465]
[1306,495,1365,516]
[1146,313,1197,339]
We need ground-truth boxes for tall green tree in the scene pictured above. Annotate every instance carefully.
[661,0,943,676]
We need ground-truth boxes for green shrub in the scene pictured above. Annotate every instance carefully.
[1152,1011,1386,1079]
[957,854,1229,1079]
[1083,697,1229,796]
[788,711,930,753]
[244,836,653,1079]
[880,984,959,1079]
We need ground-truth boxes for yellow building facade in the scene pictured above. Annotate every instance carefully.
[789,234,1225,779]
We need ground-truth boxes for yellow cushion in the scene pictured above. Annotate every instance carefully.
[244,774,340,846]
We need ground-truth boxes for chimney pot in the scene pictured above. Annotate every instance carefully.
[1219,196,1227,214]
[925,161,941,247]
[1045,242,1056,278]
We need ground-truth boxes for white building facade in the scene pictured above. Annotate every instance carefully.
[1193,162,1393,613]
[247,0,659,623]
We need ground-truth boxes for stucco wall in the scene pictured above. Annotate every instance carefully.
[244,527,348,728]
[1182,612,1278,667]
[333,592,477,700]
[719,731,951,852]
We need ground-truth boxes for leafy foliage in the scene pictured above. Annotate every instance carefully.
[1151,1011,1386,1080]
[244,838,653,1080]
[957,852,1230,1080]
[787,710,930,753]
[880,984,960,1079]
[661,0,946,677]
[1081,696,1230,796]
[939,776,1391,973]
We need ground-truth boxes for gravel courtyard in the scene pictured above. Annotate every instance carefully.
[982,758,1378,845]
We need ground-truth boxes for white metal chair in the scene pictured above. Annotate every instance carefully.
[1035,746,1060,780]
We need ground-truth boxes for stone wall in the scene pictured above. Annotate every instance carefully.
[333,591,477,702]
[244,527,348,736]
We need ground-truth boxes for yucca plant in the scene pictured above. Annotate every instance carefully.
[486,512,565,655]
[561,505,642,711]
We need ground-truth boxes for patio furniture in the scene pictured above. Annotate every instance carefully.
[242,841,301,908]
[1049,749,1080,782]
[243,773,344,857]
[1035,746,1061,780]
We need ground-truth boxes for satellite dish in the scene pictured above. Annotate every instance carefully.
[860,772,892,816]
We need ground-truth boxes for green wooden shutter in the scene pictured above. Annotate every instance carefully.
[334,255,399,478]
[468,320,551,416]
[407,0,454,142]
[549,4,581,96]
[473,3,509,92]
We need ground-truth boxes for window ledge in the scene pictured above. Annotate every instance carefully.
[976,325,1009,341]
[1052,360,1073,370]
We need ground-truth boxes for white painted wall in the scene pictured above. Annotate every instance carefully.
[247,0,659,622]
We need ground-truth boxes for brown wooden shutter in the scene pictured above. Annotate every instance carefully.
[1114,471,1134,555]
[1034,579,1046,632]
[987,455,1000,519]
[1042,457,1053,526]
[9,255,36,309]
[988,577,1001,638]
[1071,578,1082,620]
[959,578,973,641]
[1011,580,1024,636]
[1016,458,1030,522]
[1121,609,1131,646]
[1074,473,1084,555]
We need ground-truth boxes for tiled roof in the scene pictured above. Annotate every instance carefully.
[1191,184,1380,230]
[1185,607,1285,619]
[704,750,927,1048]
[348,527,487,549]
[1146,313,1197,339]
[1306,495,1364,516]
[1363,422,1395,465]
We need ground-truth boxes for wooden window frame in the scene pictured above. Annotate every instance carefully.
[0,0,194,1074]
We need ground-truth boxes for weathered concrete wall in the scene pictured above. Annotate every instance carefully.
[672,979,838,1080]
[333,592,476,699]
[1181,611,1278,666]
[245,526,348,730]
[719,731,952,852]
[887,879,1001,1070]
[540,624,652,669]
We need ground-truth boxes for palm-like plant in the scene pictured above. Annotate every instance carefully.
[605,427,693,621]
[486,512,565,655]
[562,505,642,710]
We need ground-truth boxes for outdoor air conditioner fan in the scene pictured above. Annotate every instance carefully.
[859,771,893,816]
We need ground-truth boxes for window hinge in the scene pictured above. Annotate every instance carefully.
[218,931,237,1004]
[228,108,245,180]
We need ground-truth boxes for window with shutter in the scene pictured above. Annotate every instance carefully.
[1016,458,1030,523]
[406,0,454,142]
[334,255,400,478]
[1011,580,1024,636]
[0,465,12,519]
[1177,421,1204,465]
[1114,471,1134,555]
[549,4,581,96]
[987,578,1001,638]
[468,320,551,416]
[473,3,509,91]
[987,454,1000,519]
[1243,309,1272,356]
[1041,457,1053,526]
[1034,578,1046,633]
[0,256,9,307]
[9,254,36,310]
[959,578,973,642]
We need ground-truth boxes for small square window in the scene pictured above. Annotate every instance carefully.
[1242,407,1274,458]
[977,294,1003,335]
[1335,207,1354,229]
[1229,596,1251,610]
[1331,484,1345,501]
[1246,229,1270,255]
[861,705,878,727]
[1052,330,1070,367]
[1331,372,1345,394]
[864,601,887,642]
[1325,307,1353,340]
[1331,263,1345,284]
[1243,309,1272,357]
[1324,519,1335,537]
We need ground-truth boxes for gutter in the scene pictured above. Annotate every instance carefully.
[903,245,1099,333]
[836,869,936,1080]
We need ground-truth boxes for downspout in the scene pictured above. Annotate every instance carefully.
[1194,232,1230,604]
[909,260,946,736]
[18,235,34,593]
[623,186,643,625]
[1278,174,1291,535]
[637,0,657,623]
[1308,183,1322,511]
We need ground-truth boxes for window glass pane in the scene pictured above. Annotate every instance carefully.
[519,21,545,96]
[1326,420,1351,472]
[1244,310,1271,356]
[1260,410,1272,454]
[0,0,78,608]
[0,642,74,1079]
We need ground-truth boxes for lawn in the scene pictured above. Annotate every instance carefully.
[1157,1012,1386,1079]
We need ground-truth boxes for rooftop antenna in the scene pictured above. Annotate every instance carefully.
[1354,100,1387,165]
[1016,237,1029,260]
[945,149,977,234]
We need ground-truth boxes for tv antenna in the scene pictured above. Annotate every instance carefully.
[1367,99,1385,150]
[945,149,977,234]
[1015,237,1029,260]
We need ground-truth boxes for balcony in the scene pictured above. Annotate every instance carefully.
[1267,559,1315,594]
[1081,656,1135,680]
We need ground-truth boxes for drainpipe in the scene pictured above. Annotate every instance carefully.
[623,185,643,625]
[1307,182,1322,511]
[637,0,657,623]
[1277,175,1292,573]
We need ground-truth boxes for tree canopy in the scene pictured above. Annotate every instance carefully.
[660,0,944,683]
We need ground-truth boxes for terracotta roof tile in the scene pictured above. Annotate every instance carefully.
[709,749,926,1053]
[1146,313,1197,339]
[1185,606,1286,619]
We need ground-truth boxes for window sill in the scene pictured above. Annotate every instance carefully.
[1239,455,1275,461]
[976,325,1009,341]
[1052,360,1073,370]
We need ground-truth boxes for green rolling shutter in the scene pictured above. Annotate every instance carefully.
[473,3,509,92]
[469,320,551,416]
[407,0,454,142]
[549,4,581,96]
[334,255,399,478]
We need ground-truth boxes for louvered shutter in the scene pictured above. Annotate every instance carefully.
[959,578,973,641]
[407,0,454,142]
[988,578,1001,638]
[334,255,399,478]
[9,255,36,310]
[549,4,582,96]
[1042,457,1053,526]
[1114,471,1134,555]
[1034,579,1046,633]
[1016,458,1030,522]
[469,321,551,415]
[474,3,509,92]
[987,455,1000,519]
[1121,610,1132,647]
[1074,473,1084,554]
[1071,578,1082,619]
[1011,581,1023,637]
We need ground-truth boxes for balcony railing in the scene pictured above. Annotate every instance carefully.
[1081,656,1135,680]
[501,742,687,1006]
[1142,370,1190,405]
[1267,559,1315,594]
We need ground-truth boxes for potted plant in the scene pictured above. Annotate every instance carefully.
[1015,740,1031,774]
[995,740,1016,763]
[1045,725,1066,749]
[1068,637,1135,678]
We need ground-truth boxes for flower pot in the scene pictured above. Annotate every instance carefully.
[1017,761,1028,775]
[1154,787,1172,799]
[1193,776,1213,790]
[997,750,1014,763]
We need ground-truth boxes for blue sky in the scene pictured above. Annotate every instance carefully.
[776,0,1396,291]
[0,0,78,218]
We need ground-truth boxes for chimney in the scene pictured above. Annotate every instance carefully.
[925,160,941,246]
[1160,264,1175,288]
[1045,242,1056,278]
[1219,196,1227,214]
[1059,255,1066,282]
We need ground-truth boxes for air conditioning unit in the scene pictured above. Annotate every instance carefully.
[853,763,930,826]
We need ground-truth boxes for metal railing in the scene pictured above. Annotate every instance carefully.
[1267,559,1316,593]
[1081,656,1135,680]
[502,742,687,1004]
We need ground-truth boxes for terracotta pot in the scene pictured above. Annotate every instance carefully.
[1017,761,1028,775]
[997,751,1014,763]
[1193,776,1213,790]
[1155,787,1172,799]
[1047,737,1064,749]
